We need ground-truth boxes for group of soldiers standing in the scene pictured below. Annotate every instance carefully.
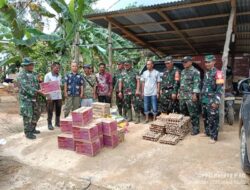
[17,54,223,143]
[113,54,224,144]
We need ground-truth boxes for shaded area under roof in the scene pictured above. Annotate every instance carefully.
[86,0,250,57]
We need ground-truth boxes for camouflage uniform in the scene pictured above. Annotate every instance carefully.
[201,67,224,141]
[17,69,41,136]
[179,66,201,134]
[120,68,140,121]
[83,74,96,98]
[113,69,125,115]
[82,73,96,106]
[160,66,180,113]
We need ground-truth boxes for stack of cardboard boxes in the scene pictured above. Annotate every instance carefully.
[57,103,124,156]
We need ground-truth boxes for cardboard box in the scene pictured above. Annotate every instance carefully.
[92,102,110,117]
[96,122,103,136]
[74,138,101,156]
[102,119,117,136]
[99,135,104,148]
[72,124,98,142]
[72,107,93,126]
[117,128,125,143]
[57,134,75,151]
[40,80,60,93]
[60,116,73,133]
[103,134,119,148]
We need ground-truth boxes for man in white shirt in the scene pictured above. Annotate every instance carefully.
[141,60,161,123]
[44,62,62,130]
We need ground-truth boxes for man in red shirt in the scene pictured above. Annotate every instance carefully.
[95,63,113,103]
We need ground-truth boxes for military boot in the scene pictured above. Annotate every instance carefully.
[134,112,140,124]
[31,123,40,134]
[127,109,133,122]
[25,132,36,140]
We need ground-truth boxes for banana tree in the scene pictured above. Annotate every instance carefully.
[0,0,62,71]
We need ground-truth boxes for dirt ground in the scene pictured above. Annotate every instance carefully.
[0,90,250,190]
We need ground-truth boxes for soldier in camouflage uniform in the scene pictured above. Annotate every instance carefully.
[160,56,180,114]
[81,64,96,107]
[201,55,224,144]
[113,62,125,115]
[118,61,141,123]
[178,56,201,135]
[17,58,45,139]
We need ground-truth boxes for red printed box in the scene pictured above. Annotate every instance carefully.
[60,116,73,133]
[57,134,75,151]
[72,124,98,142]
[74,138,101,157]
[103,134,119,148]
[96,121,103,136]
[99,135,104,148]
[102,119,117,136]
[72,107,93,126]
[40,80,60,93]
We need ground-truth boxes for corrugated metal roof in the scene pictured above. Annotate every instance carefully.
[86,0,250,56]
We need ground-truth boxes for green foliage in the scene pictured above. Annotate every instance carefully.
[0,0,154,79]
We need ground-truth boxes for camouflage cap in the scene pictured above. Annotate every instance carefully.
[164,56,173,63]
[182,56,192,63]
[83,64,91,68]
[205,55,216,62]
[117,61,124,65]
[21,57,35,66]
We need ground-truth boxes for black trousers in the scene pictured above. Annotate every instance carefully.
[47,99,62,125]
[98,96,111,104]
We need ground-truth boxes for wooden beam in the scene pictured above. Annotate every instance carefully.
[135,25,227,37]
[157,41,225,49]
[220,2,236,129]
[231,0,237,35]
[113,21,169,29]
[105,17,164,57]
[136,30,176,37]
[108,21,112,69]
[236,32,250,36]
[157,10,198,54]
[148,33,226,43]
[112,11,250,30]
[172,13,229,23]
[87,0,229,21]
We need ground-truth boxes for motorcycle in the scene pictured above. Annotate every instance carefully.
[225,92,235,125]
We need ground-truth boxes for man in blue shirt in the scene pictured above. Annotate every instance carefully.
[64,61,84,117]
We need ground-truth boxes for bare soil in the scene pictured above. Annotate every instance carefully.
[0,90,249,190]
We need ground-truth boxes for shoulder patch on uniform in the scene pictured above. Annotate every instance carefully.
[215,70,224,84]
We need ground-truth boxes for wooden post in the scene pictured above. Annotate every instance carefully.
[220,5,236,129]
[108,21,112,70]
